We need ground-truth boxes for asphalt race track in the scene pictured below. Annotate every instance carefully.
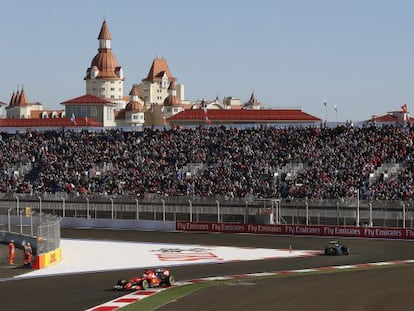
[1,228,414,311]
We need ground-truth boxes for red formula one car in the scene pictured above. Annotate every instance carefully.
[113,268,175,291]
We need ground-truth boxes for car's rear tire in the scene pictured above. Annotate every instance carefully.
[166,275,175,286]
[117,279,126,286]
[141,279,149,290]
[342,246,349,255]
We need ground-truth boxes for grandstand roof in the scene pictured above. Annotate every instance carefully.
[366,112,414,124]
[0,117,101,128]
[167,109,321,125]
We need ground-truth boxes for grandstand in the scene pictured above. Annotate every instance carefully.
[0,123,411,201]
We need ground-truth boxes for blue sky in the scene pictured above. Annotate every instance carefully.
[1,0,414,122]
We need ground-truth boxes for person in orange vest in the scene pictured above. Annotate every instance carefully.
[23,242,33,267]
[8,240,15,265]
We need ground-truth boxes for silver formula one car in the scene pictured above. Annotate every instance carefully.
[324,240,350,255]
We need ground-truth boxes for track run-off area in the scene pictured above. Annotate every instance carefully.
[1,228,414,311]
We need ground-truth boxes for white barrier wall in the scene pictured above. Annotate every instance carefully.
[60,217,176,231]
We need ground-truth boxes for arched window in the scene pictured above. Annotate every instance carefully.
[41,111,48,119]
[162,73,168,89]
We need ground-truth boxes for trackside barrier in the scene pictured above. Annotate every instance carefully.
[0,211,61,269]
[33,247,62,269]
[176,222,414,240]
[59,217,176,231]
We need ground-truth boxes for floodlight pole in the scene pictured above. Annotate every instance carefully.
[188,200,193,222]
[135,199,139,221]
[161,199,166,221]
[38,196,42,215]
[356,189,360,227]
[401,202,406,228]
[15,195,20,216]
[7,207,13,232]
[62,197,66,218]
[305,199,309,226]
[216,200,220,223]
[86,198,90,219]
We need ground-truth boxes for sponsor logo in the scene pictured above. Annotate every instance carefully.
[156,252,218,261]
[177,222,414,240]
[364,228,402,238]
[152,247,212,253]
[152,247,220,262]
[176,222,211,231]
[49,253,57,264]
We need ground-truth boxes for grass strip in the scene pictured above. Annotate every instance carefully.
[119,282,214,311]
[120,263,412,310]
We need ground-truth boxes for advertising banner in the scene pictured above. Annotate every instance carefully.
[176,222,414,240]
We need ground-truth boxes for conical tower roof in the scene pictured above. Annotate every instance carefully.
[85,20,122,79]
[144,57,174,82]
[98,20,112,40]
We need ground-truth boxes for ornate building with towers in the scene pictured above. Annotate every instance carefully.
[84,20,126,111]
[0,20,325,129]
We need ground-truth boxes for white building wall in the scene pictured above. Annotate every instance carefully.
[177,84,185,101]
[102,105,116,127]
[86,79,124,101]
[140,81,170,105]
[125,111,145,126]
[7,106,31,119]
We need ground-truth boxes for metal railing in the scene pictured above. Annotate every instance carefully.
[0,195,412,229]
[0,206,61,254]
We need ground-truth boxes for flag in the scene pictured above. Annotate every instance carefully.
[401,104,408,113]
[203,106,212,125]
[70,113,76,125]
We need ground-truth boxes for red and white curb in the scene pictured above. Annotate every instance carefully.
[85,288,173,311]
[186,259,414,282]
[85,259,414,311]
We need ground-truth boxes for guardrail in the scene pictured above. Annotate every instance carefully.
[0,196,412,229]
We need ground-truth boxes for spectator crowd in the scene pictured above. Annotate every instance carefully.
[0,123,412,201]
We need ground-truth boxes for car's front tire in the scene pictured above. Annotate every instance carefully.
[141,279,149,290]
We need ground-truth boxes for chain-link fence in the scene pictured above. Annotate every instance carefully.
[0,206,60,254]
